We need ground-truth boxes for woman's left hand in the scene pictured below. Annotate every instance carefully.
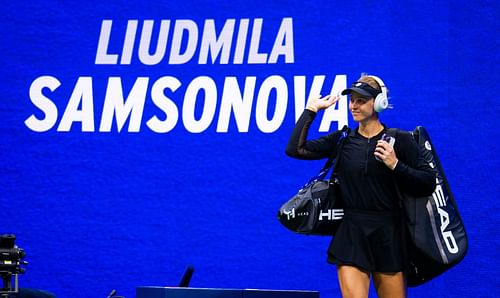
[374,140,398,170]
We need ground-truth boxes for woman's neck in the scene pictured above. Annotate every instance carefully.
[358,120,384,138]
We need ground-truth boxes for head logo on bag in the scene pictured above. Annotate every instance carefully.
[318,208,344,221]
[386,126,468,287]
[428,178,459,257]
[284,208,296,220]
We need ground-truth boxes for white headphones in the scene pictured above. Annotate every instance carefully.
[368,75,389,112]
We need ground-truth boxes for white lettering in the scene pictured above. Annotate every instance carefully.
[437,207,450,232]
[183,76,217,133]
[25,76,60,132]
[432,178,459,254]
[293,75,326,122]
[233,19,249,64]
[432,182,446,207]
[319,75,348,131]
[58,77,94,132]
[443,231,459,254]
[169,20,198,64]
[25,74,350,133]
[96,18,296,65]
[95,20,118,64]
[255,75,287,133]
[138,20,170,65]
[146,76,181,133]
[198,19,235,64]
[121,20,138,65]
[318,209,344,221]
[248,19,267,64]
[216,77,256,133]
[99,77,149,132]
[268,18,294,63]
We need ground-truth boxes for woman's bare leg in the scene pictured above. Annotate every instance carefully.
[337,265,371,298]
[372,271,406,298]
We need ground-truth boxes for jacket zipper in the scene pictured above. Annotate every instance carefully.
[364,138,371,175]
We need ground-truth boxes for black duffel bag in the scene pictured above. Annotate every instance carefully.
[277,128,349,236]
[277,169,344,236]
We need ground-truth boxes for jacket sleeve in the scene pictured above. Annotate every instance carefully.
[393,130,437,196]
[285,109,342,160]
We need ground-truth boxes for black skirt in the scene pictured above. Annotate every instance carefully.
[327,209,407,273]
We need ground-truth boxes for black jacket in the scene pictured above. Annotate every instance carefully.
[286,109,436,211]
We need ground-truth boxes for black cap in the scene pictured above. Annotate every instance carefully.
[341,81,380,98]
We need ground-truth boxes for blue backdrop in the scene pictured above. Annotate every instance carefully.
[2,1,499,297]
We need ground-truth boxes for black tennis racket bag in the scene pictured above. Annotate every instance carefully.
[396,126,468,287]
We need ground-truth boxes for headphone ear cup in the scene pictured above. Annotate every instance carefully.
[368,75,389,112]
[374,94,388,112]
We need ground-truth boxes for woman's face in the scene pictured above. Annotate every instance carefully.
[349,92,376,123]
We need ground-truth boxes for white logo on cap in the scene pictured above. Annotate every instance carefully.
[355,82,363,87]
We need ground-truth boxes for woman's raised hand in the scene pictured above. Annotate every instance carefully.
[306,94,340,113]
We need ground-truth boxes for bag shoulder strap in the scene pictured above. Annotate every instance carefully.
[329,125,350,178]
[386,127,400,138]
[316,125,350,180]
